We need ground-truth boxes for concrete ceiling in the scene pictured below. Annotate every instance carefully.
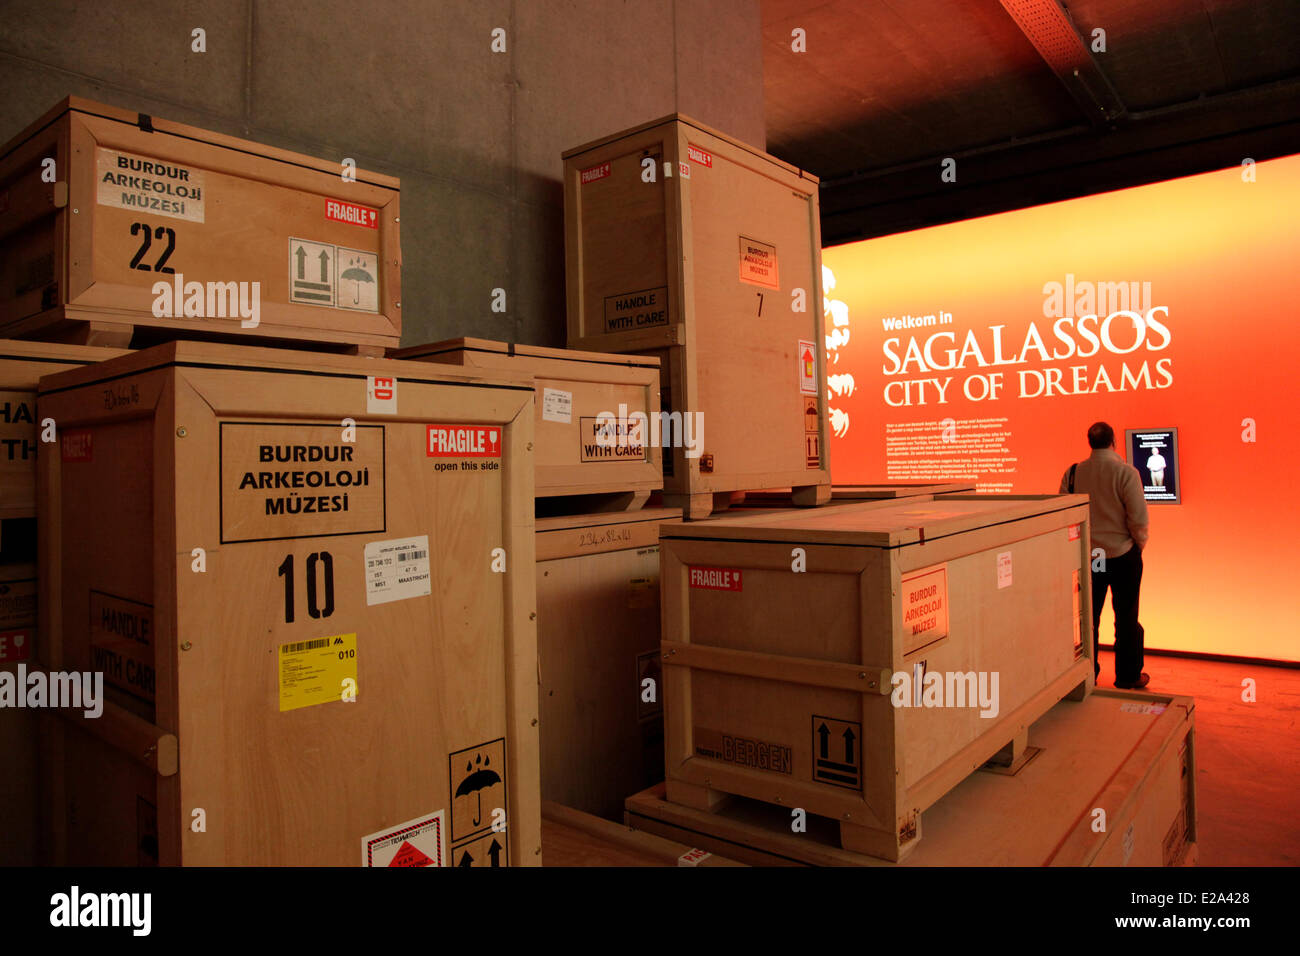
[762,0,1300,241]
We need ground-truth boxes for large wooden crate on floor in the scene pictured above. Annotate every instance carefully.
[627,689,1196,866]
[0,340,124,866]
[396,337,662,509]
[536,508,679,820]
[36,341,538,866]
[563,115,830,519]
[0,96,400,353]
[658,493,1095,861]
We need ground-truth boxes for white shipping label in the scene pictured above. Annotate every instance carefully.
[997,551,1012,589]
[542,388,572,424]
[367,375,397,415]
[364,535,431,606]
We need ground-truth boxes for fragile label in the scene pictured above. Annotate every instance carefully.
[580,417,646,462]
[289,238,379,313]
[997,551,1013,589]
[686,144,713,168]
[679,162,691,179]
[364,535,431,606]
[580,162,611,185]
[688,566,742,591]
[219,422,386,544]
[798,340,817,395]
[362,811,446,867]
[0,629,31,663]
[427,424,501,458]
[0,576,36,630]
[367,375,397,415]
[279,633,356,713]
[1120,701,1167,715]
[1068,524,1081,541]
[542,388,572,424]
[694,727,791,775]
[900,565,948,653]
[738,236,779,289]
[89,591,155,704]
[603,286,669,333]
[677,848,712,867]
[96,147,205,223]
[326,198,379,229]
[61,429,92,462]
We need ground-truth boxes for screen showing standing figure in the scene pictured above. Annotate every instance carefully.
[1127,428,1180,504]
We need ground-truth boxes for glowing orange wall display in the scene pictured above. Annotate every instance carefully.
[823,154,1300,663]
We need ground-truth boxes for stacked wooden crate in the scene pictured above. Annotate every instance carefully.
[563,115,831,519]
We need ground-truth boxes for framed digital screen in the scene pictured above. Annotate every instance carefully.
[1126,427,1180,504]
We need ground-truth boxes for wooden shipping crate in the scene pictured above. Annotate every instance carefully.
[396,338,662,509]
[658,493,1095,861]
[0,97,400,353]
[735,482,978,509]
[626,689,1197,866]
[0,341,123,865]
[562,115,830,519]
[36,341,539,866]
[536,508,679,820]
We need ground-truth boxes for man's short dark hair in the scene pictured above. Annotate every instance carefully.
[1088,422,1115,449]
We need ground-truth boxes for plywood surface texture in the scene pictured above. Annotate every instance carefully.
[537,509,679,820]
[563,115,829,515]
[659,492,1095,860]
[36,341,539,866]
[0,97,400,351]
[627,690,1196,866]
[396,337,662,501]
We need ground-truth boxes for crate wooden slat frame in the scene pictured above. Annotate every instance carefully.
[37,341,540,865]
[658,493,1095,861]
[563,115,830,519]
[0,97,400,352]
[396,337,662,506]
[626,690,1196,867]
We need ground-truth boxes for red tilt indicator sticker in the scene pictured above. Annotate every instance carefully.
[689,566,743,591]
[427,425,502,458]
[325,199,378,229]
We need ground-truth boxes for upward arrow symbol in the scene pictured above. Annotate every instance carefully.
[817,722,829,759]
[843,726,856,765]
[319,249,330,283]
[295,245,306,280]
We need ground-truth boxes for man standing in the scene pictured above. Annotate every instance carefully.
[1060,422,1151,689]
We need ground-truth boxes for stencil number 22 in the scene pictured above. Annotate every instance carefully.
[129,222,177,273]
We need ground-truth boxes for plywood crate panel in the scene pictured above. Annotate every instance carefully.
[536,508,679,820]
[0,341,124,865]
[541,800,741,867]
[626,690,1196,867]
[735,482,978,509]
[658,493,1095,861]
[37,341,539,866]
[396,338,661,506]
[0,97,400,352]
[563,115,830,518]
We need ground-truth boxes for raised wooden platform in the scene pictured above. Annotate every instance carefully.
[626,689,1196,866]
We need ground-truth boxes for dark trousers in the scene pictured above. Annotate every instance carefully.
[1092,545,1145,684]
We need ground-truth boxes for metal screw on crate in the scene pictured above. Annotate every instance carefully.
[180,641,192,651]
[176,427,187,437]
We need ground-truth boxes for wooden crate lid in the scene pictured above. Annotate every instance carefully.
[36,339,533,396]
[660,494,1090,548]
[561,113,814,183]
[536,507,681,537]
[393,337,660,369]
[832,482,978,499]
[3,96,399,191]
[0,339,129,390]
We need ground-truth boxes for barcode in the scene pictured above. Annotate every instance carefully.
[281,638,331,654]
[398,550,427,562]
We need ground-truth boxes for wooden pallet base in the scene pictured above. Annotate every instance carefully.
[535,489,652,518]
[666,483,831,520]
[541,801,741,867]
[629,689,1197,866]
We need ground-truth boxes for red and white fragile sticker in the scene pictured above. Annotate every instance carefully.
[367,375,397,415]
[689,566,742,591]
[580,162,611,185]
[677,847,712,867]
[686,144,713,168]
[1068,524,1081,541]
[0,629,31,663]
[326,198,379,229]
[679,162,691,179]
[61,430,92,462]
[427,424,502,458]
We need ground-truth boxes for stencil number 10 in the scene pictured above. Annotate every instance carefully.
[278,552,335,623]
[129,221,177,273]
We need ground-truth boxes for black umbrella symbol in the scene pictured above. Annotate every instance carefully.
[341,256,374,305]
[455,753,501,827]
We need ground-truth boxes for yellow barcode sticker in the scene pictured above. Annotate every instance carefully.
[279,632,357,712]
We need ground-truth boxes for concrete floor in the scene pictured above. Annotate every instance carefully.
[1095,648,1300,866]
